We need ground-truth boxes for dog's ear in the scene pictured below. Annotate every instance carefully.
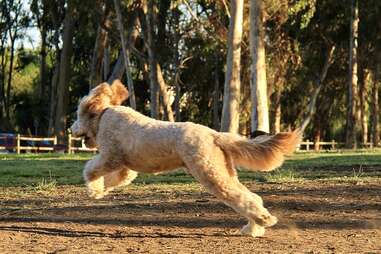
[85,83,113,115]
[110,79,129,105]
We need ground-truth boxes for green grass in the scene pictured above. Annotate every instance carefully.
[0,150,381,187]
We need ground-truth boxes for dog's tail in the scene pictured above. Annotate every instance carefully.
[214,129,302,172]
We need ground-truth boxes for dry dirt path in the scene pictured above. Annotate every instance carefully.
[0,182,380,253]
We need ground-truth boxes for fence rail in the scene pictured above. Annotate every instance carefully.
[67,134,97,154]
[0,134,97,154]
[0,133,378,154]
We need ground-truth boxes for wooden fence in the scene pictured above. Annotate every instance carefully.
[0,134,97,154]
[67,134,97,154]
[0,134,377,154]
[298,139,374,151]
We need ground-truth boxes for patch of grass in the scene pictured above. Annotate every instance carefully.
[1,151,381,187]
[33,177,57,193]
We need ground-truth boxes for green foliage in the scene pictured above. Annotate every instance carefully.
[0,0,380,144]
[288,0,317,29]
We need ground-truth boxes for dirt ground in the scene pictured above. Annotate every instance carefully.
[0,181,380,254]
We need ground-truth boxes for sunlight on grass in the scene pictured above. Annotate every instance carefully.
[33,178,58,193]
[264,168,303,183]
[0,151,381,187]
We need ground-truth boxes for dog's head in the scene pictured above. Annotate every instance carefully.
[70,79,129,148]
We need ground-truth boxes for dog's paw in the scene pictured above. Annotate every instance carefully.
[103,187,114,196]
[86,177,105,199]
[256,214,278,228]
[88,188,105,199]
[240,223,266,237]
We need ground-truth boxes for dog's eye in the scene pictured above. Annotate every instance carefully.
[89,113,96,119]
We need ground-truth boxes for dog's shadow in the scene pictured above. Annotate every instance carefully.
[0,225,243,239]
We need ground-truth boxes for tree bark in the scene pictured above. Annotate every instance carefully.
[250,0,269,133]
[359,68,369,145]
[370,71,379,146]
[220,0,243,133]
[103,46,110,80]
[346,0,359,149]
[143,0,174,121]
[114,0,136,109]
[108,13,139,83]
[5,36,16,125]
[47,2,62,136]
[54,2,75,141]
[272,88,282,133]
[89,3,111,89]
[156,64,174,122]
[213,55,220,130]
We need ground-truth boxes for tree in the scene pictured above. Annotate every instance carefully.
[250,0,269,134]
[301,45,336,131]
[220,0,244,133]
[54,0,76,140]
[346,0,359,148]
[113,0,136,109]
[142,0,174,121]
[89,1,111,90]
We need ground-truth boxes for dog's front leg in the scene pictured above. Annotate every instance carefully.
[83,155,107,199]
[104,168,138,195]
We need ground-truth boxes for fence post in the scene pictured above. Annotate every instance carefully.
[67,134,72,154]
[306,139,310,151]
[16,134,21,154]
[332,140,336,150]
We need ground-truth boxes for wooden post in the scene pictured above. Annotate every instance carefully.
[315,141,320,151]
[16,134,21,154]
[68,134,72,154]
[332,140,336,150]
[306,139,310,151]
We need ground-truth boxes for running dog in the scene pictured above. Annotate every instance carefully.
[70,80,301,237]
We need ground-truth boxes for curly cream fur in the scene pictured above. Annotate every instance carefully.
[70,80,302,237]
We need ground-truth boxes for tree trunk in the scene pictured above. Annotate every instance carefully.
[0,39,6,129]
[220,0,243,133]
[346,0,359,149]
[48,59,60,136]
[107,13,139,83]
[103,46,110,80]
[114,0,136,109]
[89,3,111,89]
[156,64,174,122]
[359,68,369,145]
[370,71,379,146]
[39,25,47,100]
[271,88,282,133]
[5,36,16,125]
[143,0,174,121]
[213,55,220,130]
[250,0,269,133]
[54,3,75,141]
[314,119,321,151]
[47,14,61,136]
[301,45,335,131]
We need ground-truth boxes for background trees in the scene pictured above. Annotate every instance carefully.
[0,0,380,148]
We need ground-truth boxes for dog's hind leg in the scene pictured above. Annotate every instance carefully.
[182,146,276,237]
[104,168,138,195]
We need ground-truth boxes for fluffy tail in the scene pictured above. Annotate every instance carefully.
[214,129,302,172]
